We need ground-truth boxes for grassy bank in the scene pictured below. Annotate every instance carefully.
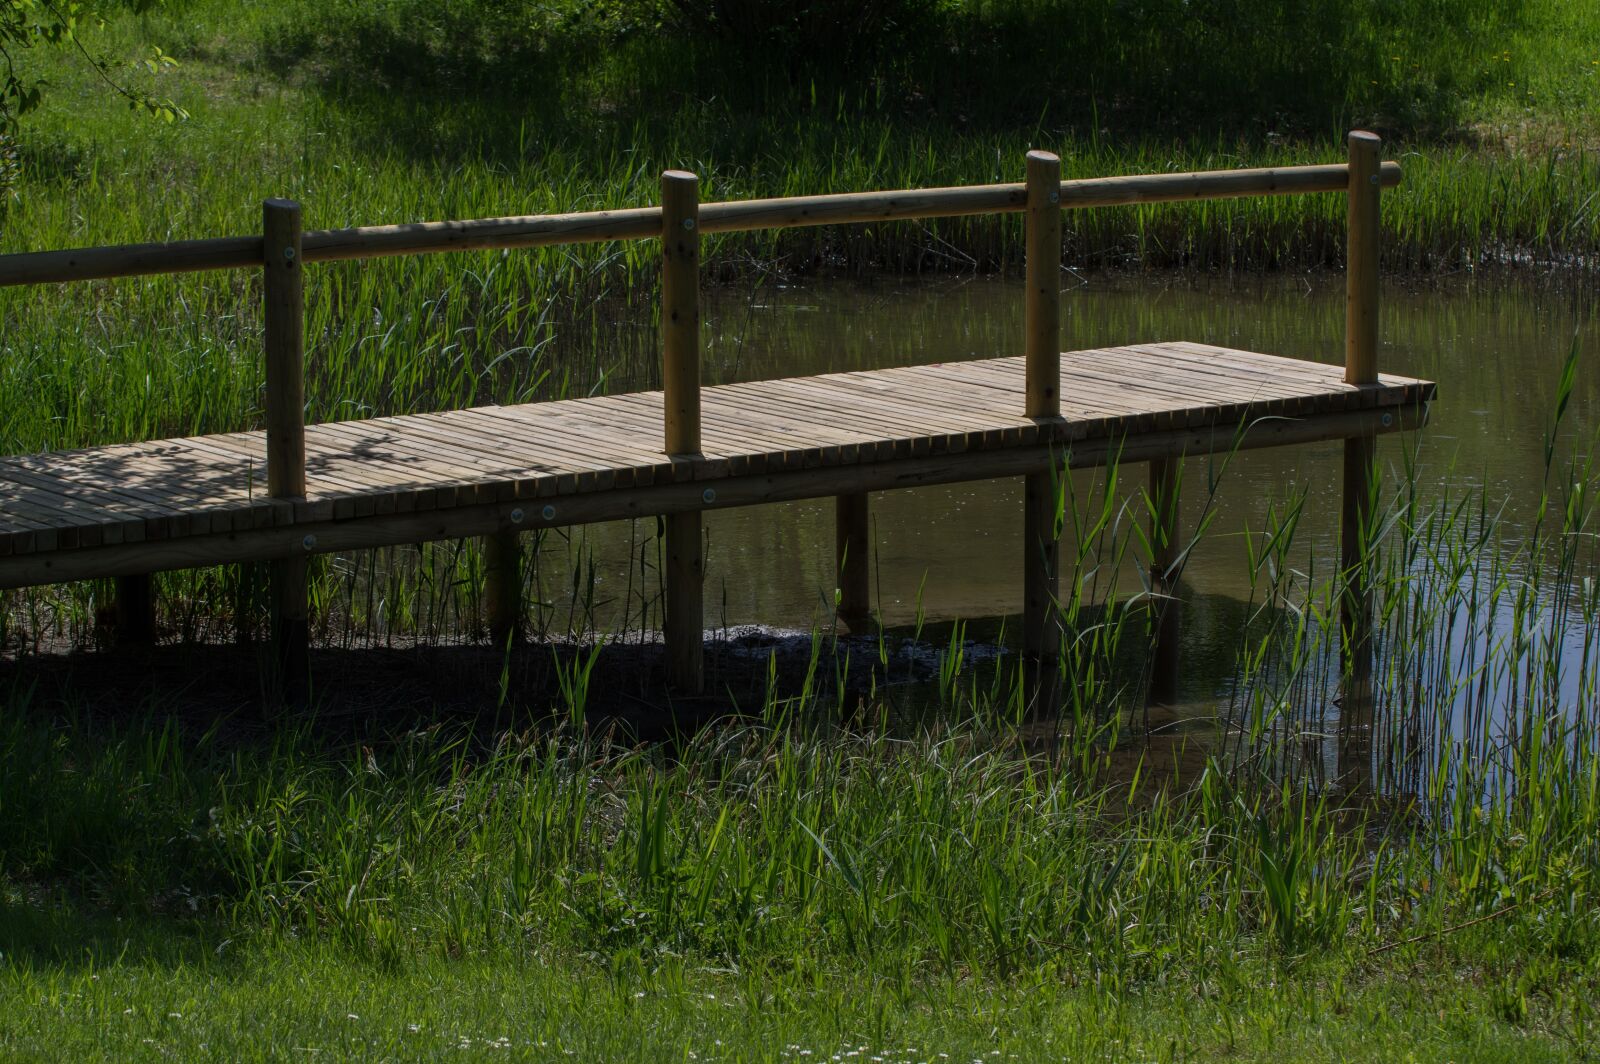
[3,6,1600,1055]
[3,357,1599,1057]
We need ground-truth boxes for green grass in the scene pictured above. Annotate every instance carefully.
[2,371,1598,1056]
[2,4,1600,1055]
[0,937,1592,1060]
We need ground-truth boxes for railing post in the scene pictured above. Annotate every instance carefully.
[1341,130,1382,778]
[835,492,871,632]
[483,528,522,648]
[1022,149,1062,661]
[113,574,155,645]
[661,170,704,693]
[1147,457,1182,704]
[263,198,308,702]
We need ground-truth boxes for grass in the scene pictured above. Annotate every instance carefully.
[0,938,1592,1060]
[4,940,1591,1060]
[2,2,1599,1056]
[2,358,1598,1056]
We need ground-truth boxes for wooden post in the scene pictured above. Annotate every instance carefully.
[1341,131,1382,774]
[662,170,703,693]
[1022,150,1062,660]
[114,574,155,645]
[835,492,871,632]
[264,198,308,701]
[1147,457,1182,704]
[483,527,522,648]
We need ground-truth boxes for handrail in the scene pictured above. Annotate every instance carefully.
[0,160,1401,287]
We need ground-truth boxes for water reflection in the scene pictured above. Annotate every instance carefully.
[290,267,1597,786]
[539,269,1595,637]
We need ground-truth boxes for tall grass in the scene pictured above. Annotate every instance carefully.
[3,377,1597,977]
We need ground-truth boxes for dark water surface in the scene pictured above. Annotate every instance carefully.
[521,272,1595,701]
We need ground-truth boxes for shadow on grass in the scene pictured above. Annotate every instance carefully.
[0,588,1266,968]
[0,894,221,972]
[256,0,1528,171]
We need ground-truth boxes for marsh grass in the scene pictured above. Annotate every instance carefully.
[3,382,1597,966]
[1,4,1599,1057]
[1,354,1598,1056]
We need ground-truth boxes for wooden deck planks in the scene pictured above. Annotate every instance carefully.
[0,343,1435,559]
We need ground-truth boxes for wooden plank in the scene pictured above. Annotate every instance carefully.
[732,385,943,459]
[742,377,1004,454]
[1155,343,1429,401]
[822,370,1040,442]
[5,441,252,542]
[459,407,673,490]
[461,402,691,478]
[917,360,1179,433]
[772,376,1015,448]
[306,421,514,510]
[696,390,889,462]
[688,383,912,460]
[188,432,383,520]
[187,432,371,523]
[1082,352,1343,412]
[0,471,146,546]
[321,414,547,492]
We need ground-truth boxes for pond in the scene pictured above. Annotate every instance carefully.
[488,271,1598,709]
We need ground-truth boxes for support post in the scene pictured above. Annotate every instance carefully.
[1147,457,1182,704]
[114,574,155,645]
[483,527,522,648]
[835,492,871,632]
[264,198,308,702]
[661,170,703,693]
[1022,149,1062,660]
[1340,130,1382,780]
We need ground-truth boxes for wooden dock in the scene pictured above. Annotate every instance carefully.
[0,132,1426,713]
[0,344,1429,573]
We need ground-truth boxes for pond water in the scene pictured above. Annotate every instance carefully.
[506,271,1597,705]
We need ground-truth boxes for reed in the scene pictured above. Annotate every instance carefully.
[2,372,1597,1054]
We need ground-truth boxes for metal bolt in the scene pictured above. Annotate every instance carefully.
[283,247,297,261]
[702,488,716,504]
[1048,191,1060,204]
[1381,412,1393,427]
[682,217,696,231]
[301,534,317,551]
[1370,174,1380,185]
[541,504,557,521]
[509,508,525,524]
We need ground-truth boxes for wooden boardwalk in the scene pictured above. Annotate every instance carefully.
[0,134,1423,711]
[0,342,1431,585]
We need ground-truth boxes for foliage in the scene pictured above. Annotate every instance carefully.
[261,0,1537,136]
[0,0,184,160]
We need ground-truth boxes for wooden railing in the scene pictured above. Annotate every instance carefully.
[0,161,1400,287]
[0,134,1398,698]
